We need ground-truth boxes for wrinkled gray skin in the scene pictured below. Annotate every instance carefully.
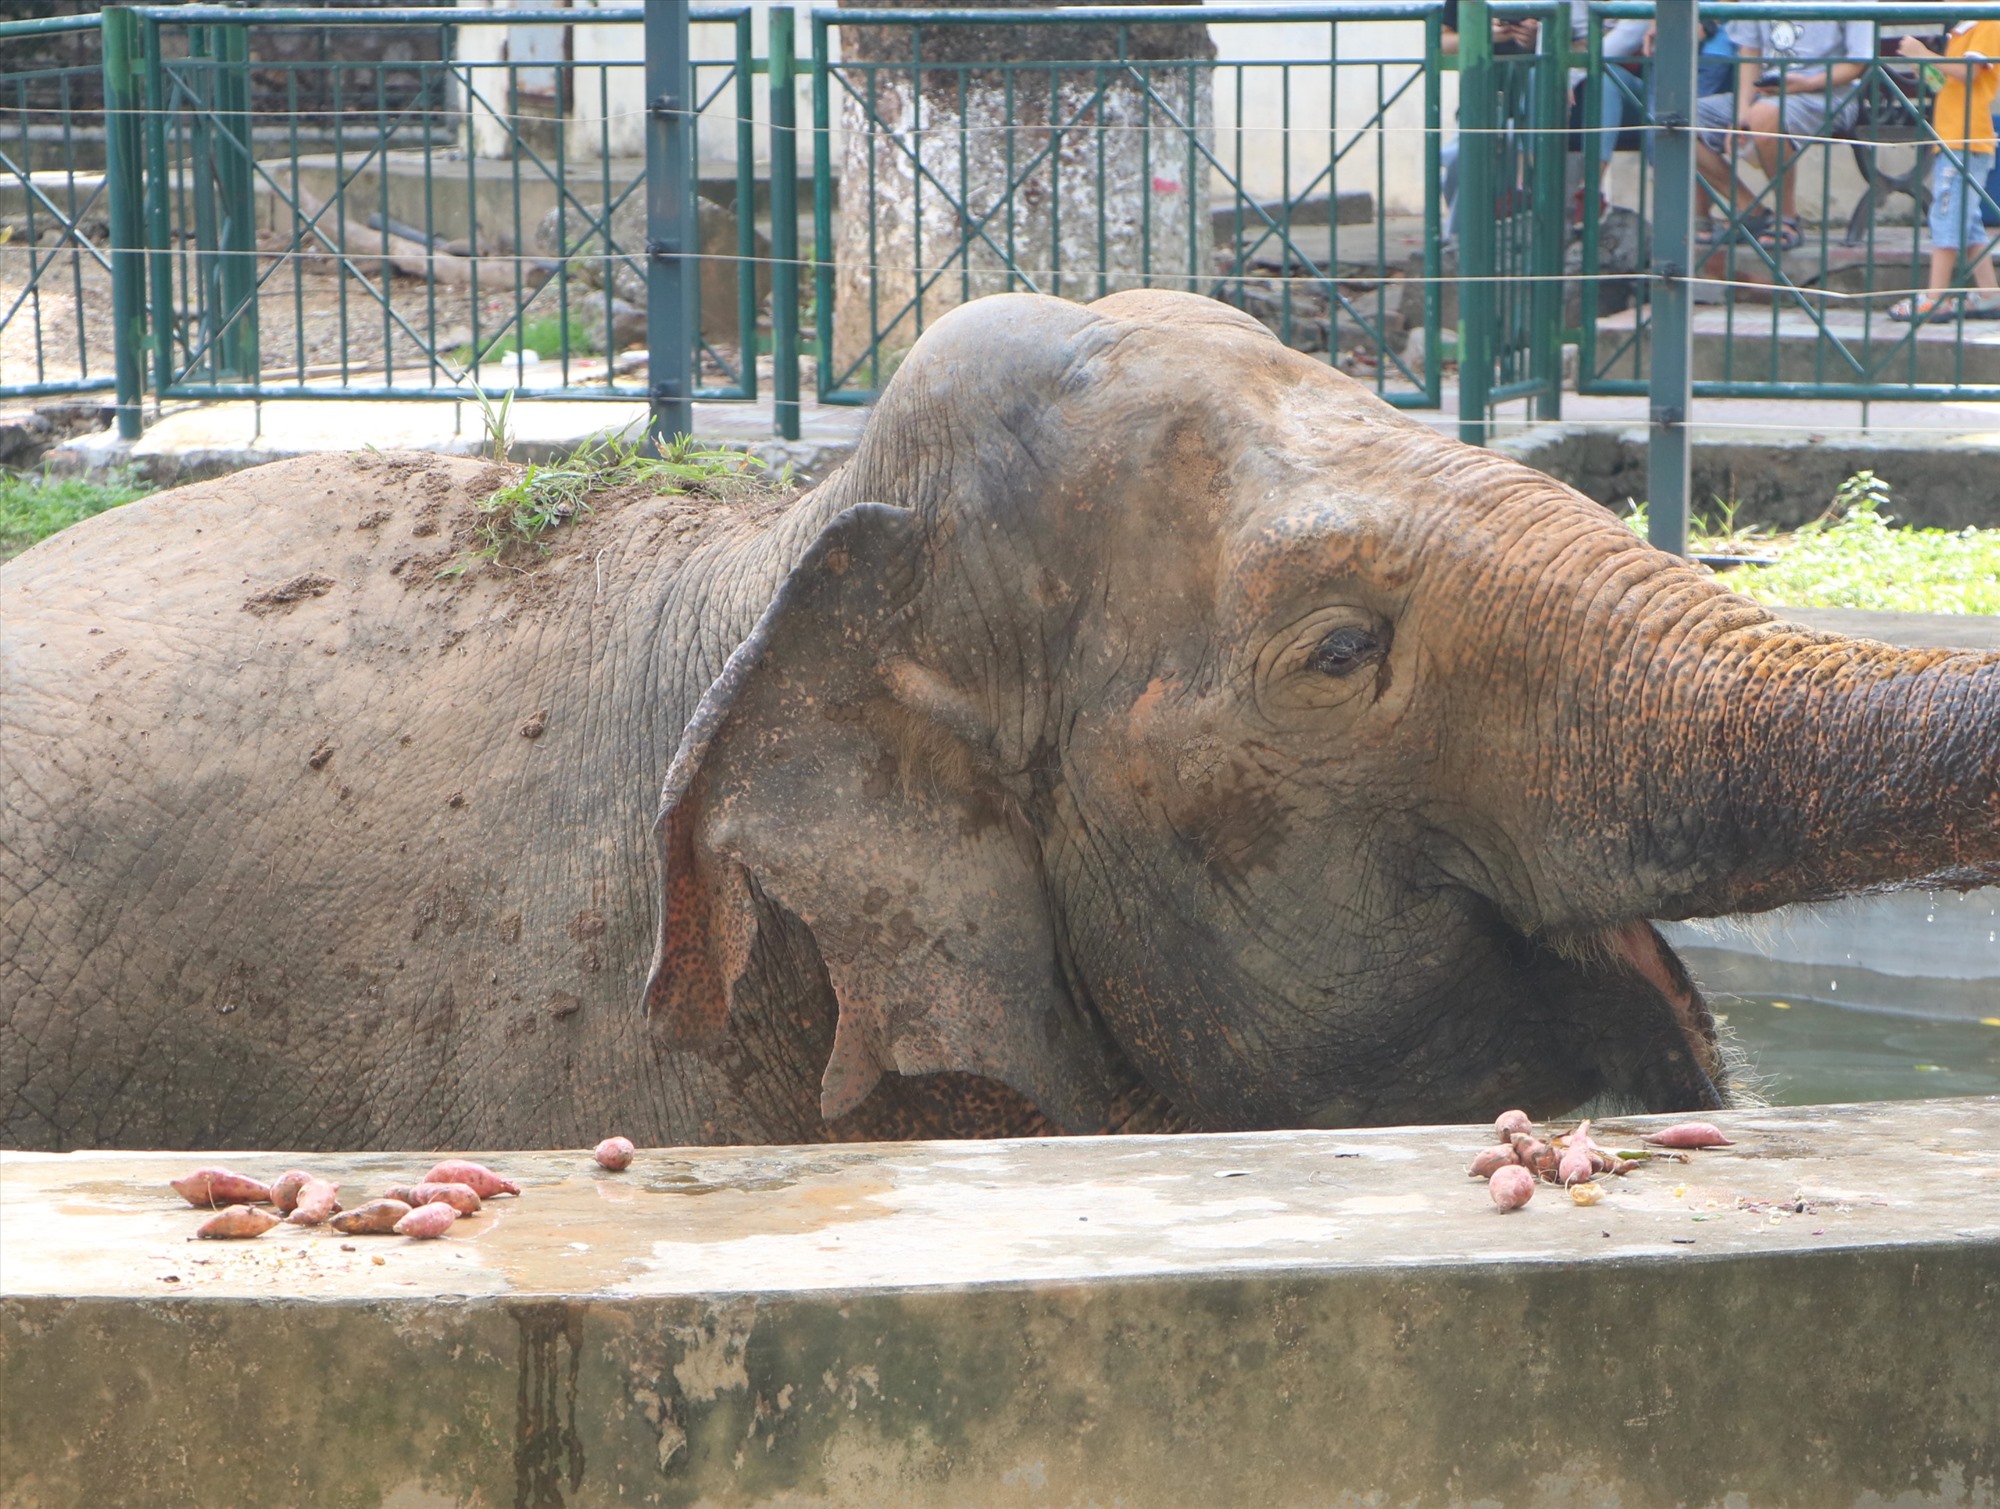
[4,291,1997,1152]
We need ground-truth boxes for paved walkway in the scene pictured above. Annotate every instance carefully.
[54,384,2000,486]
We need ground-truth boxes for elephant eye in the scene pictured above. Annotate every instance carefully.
[1308,625,1384,677]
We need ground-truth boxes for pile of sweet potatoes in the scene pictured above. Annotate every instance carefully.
[1472,1110,1733,1212]
[172,1159,521,1241]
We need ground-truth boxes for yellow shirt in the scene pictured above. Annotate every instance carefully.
[1933,20,2000,152]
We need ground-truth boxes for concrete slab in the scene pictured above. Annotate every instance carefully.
[1495,421,2000,531]
[1593,305,2000,388]
[4,1100,1997,1505]
[52,394,869,487]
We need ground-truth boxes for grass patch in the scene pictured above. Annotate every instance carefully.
[0,469,154,560]
[443,429,769,576]
[449,314,598,369]
[1626,472,2000,615]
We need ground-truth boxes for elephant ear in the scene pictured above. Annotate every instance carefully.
[643,503,1119,1132]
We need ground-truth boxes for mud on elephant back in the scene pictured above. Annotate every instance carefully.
[3,290,1997,1152]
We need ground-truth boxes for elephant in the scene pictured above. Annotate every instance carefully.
[3,290,1995,1153]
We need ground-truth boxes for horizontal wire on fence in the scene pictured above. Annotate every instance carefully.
[44,102,1664,140]
[10,251,1989,307]
[9,238,1985,307]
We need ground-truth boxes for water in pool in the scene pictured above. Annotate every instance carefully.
[1720,996,2000,1104]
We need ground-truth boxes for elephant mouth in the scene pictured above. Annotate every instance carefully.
[1543,916,1728,1111]
[1595,919,1725,1081]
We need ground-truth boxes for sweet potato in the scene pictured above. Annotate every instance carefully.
[423,1160,519,1198]
[285,1177,341,1226]
[1557,1147,1595,1186]
[404,1181,480,1216]
[268,1169,312,1215]
[1493,1109,1534,1142]
[330,1199,412,1235]
[171,1168,271,1208]
[196,1204,282,1239]
[1642,1122,1734,1149]
[1511,1133,1560,1181]
[594,1136,636,1172]
[1467,1145,1518,1178]
[1488,1165,1535,1211]
[394,1202,458,1239]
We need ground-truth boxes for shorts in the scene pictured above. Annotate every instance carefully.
[1693,89,1860,155]
[1929,151,1998,250]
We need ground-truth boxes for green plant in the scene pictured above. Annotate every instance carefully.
[450,314,599,369]
[465,379,516,465]
[0,468,154,559]
[1625,474,2000,615]
[444,427,765,575]
[1731,483,2000,615]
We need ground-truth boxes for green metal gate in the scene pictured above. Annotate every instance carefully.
[1452,0,1568,442]
[0,14,118,401]
[103,4,757,414]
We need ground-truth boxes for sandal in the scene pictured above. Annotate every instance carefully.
[1696,207,1770,248]
[1964,294,2000,320]
[1756,216,1805,253]
[1888,294,1951,322]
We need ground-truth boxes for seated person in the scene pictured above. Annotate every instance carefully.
[1439,4,1643,237]
[1438,3,1538,244]
[1693,15,1872,249]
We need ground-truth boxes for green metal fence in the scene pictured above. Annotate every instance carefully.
[15,2,2000,452]
[104,3,758,418]
[0,14,117,400]
[1454,0,1569,441]
[1580,0,2000,403]
[811,4,1446,410]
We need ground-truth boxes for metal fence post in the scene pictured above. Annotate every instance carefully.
[1422,8,1444,411]
[1530,10,1566,421]
[1456,0,1494,446]
[1647,0,1696,556]
[102,6,146,439]
[646,1,696,443]
[811,12,834,406]
[139,11,174,403]
[732,13,757,401]
[215,21,259,381]
[769,5,801,442]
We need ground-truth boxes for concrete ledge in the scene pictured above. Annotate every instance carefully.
[1498,424,2000,532]
[49,396,867,489]
[5,1100,1997,1506]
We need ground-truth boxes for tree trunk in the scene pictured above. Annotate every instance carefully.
[831,0,1215,389]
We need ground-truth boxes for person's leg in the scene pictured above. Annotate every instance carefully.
[1441,134,1461,244]
[1589,67,1628,207]
[1744,96,1792,221]
[1759,91,1840,238]
[1967,156,1999,292]
[1897,155,1970,317]
[1692,93,1742,216]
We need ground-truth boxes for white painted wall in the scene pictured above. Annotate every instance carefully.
[466,5,1437,216]
[458,5,1899,226]
[1206,14,1442,217]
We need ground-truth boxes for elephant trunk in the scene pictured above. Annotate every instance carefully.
[1531,584,2000,934]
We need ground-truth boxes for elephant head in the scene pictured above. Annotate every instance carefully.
[645,290,2000,1133]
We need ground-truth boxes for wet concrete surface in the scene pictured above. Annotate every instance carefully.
[3,1100,1997,1505]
